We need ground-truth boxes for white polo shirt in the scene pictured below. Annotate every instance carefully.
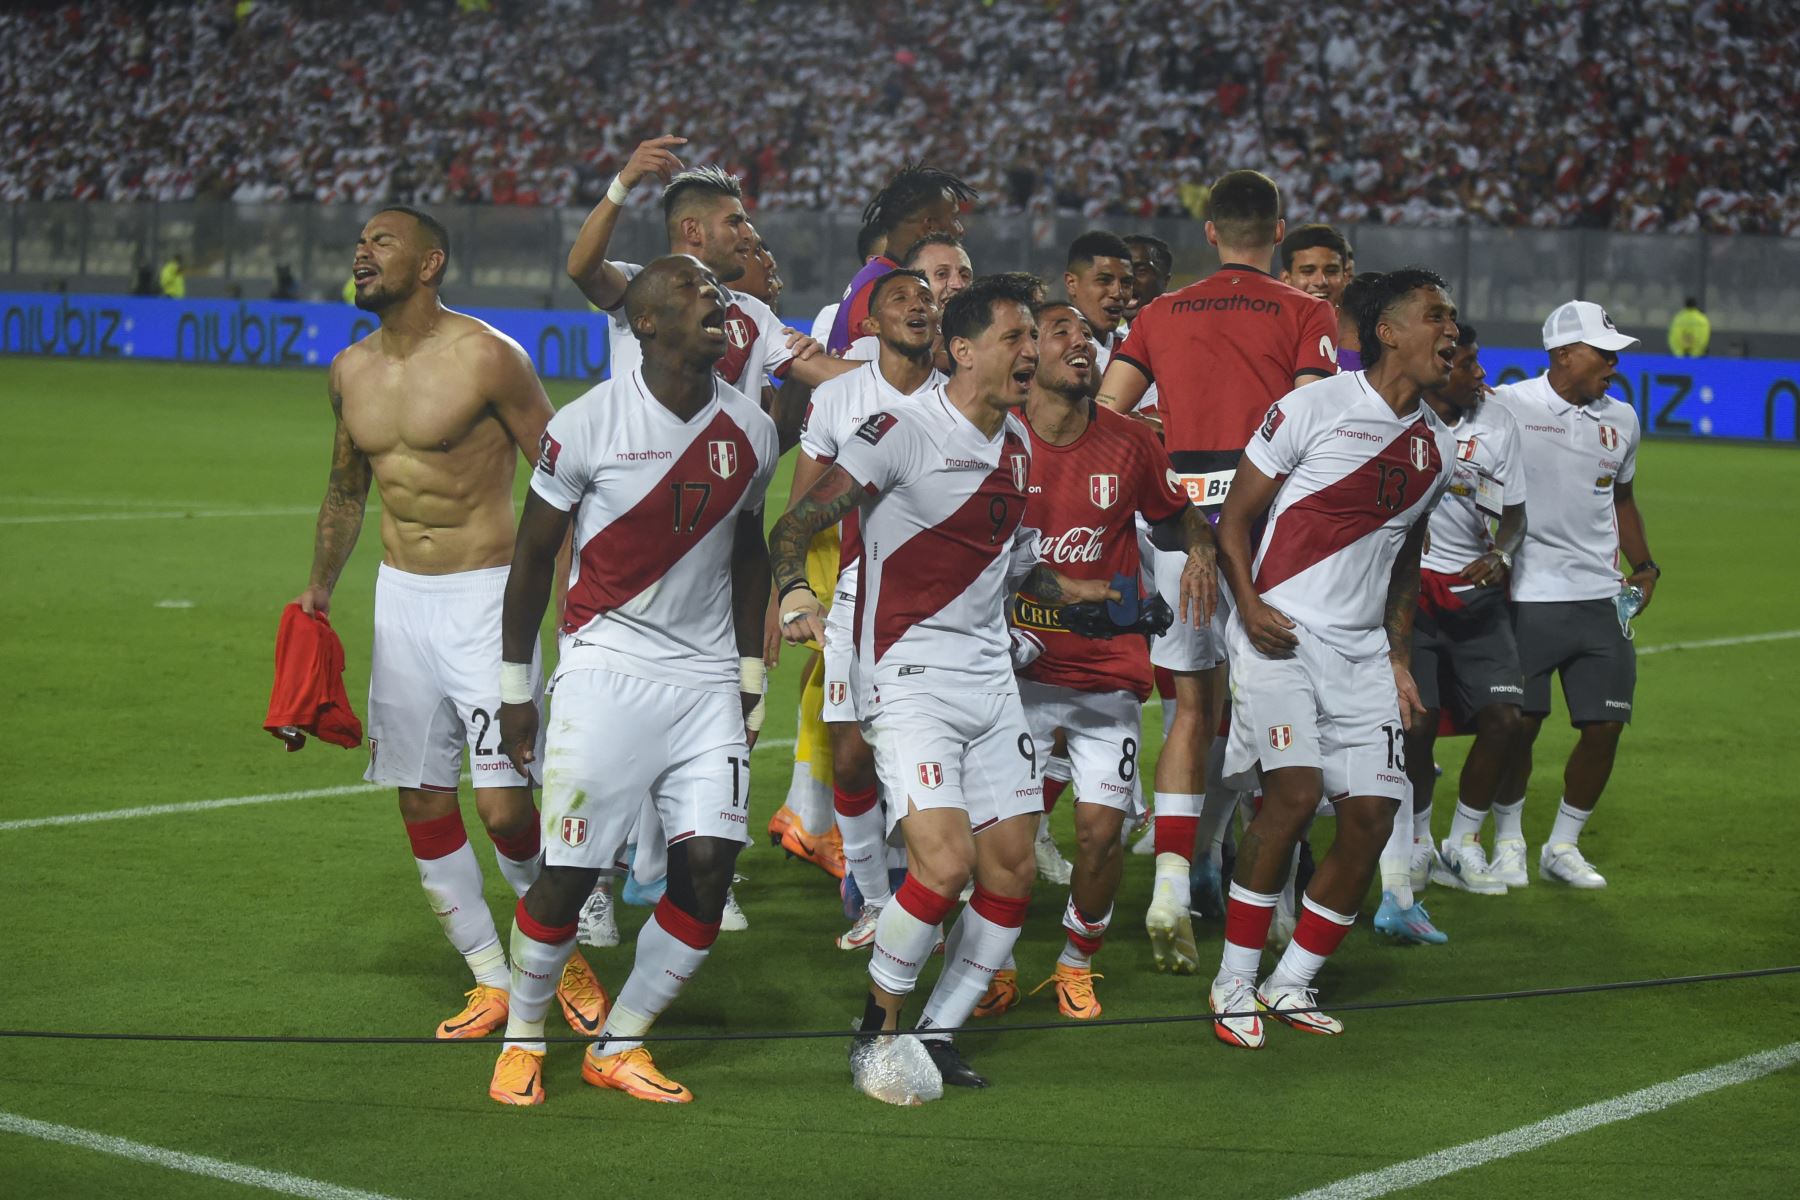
[1421,398,1527,582]
[1489,372,1638,603]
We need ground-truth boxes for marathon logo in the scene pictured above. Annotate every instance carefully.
[1011,595,1070,632]
[1170,294,1284,316]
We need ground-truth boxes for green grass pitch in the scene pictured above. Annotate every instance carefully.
[2,358,1797,1199]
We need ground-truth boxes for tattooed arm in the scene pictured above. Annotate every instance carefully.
[1148,504,1220,625]
[295,362,372,616]
[1388,519,1428,727]
[1015,564,1117,606]
[767,464,866,645]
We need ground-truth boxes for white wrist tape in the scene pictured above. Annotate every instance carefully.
[606,174,631,206]
[746,694,768,733]
[499,661,533,705]
[739,656,767,695]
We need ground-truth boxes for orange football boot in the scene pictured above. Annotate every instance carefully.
[780,820,846,879]
[1031,964,1104,1019]
[556,952,611,1036]
[488,1046,546,1106]
[582,1045,693,1103]
[766,804,799,847]
[972,968,1020,1018]
[436,984,509,1040]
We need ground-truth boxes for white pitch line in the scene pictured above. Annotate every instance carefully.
[1637,629,1800,655]
[0,506,317,526]
[0,783,384,832]
[0,1110,405,1200]
[1285,1040,1800,1200]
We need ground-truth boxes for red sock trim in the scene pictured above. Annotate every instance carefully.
[1041,777,1069,813]
[1154,815,1200,858]
[486,811,541,862]
[1223,894,1277,951]
[1293,905,1354,957]
[653,896,721,950]
[1067,929,1104,956]
[833,784,879,817]
[894,874,957,926]
[513,898,576,946]
[969,885,1030,928]
[404,811,469,861]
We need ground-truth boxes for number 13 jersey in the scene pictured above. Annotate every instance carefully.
[1242,372,1455,661]
[531,368,778,692]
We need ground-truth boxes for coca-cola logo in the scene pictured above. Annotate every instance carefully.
[1037,525,1107,564]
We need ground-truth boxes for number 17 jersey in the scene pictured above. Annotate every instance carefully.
[531,368,778,693]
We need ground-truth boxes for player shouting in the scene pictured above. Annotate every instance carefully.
[1208,268,1458,1048]
[770,276,1116,1102]
[486,256,778,1106]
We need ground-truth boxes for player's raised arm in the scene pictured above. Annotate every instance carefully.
[498,491,571,775]
[1216,458,1297,656]
[768,464,867,645]
[1386,520,1430,727]
[566,135,688,311]
[1095,355,1150,414]
[783,345,859,390]
[296,358,372,616]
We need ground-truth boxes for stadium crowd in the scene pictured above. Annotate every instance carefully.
[1,0,1795,234]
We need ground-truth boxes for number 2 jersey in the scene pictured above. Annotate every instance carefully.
[832,385,1038,703]
[1242,372,1455,660]
[1013,403,1187,701]
[531,368,778,692]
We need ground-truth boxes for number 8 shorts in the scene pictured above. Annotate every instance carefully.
[540,668,751,871]
[1222,615,1408,802]
[862,690,1042,840]
[1017,678,1146,821]
[364,563,543,792]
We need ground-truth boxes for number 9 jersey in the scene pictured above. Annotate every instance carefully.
[531,367,778,693]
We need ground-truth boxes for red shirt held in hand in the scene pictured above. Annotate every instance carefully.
[264,603,363,751]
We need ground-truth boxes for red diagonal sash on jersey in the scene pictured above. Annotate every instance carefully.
[561,410,755,633]
[868,450,1027,664]
[1252,420,1441,595]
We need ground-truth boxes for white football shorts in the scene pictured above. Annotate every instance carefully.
[1148,544,1229,673]
[1222,616,1408,802]
[862,689,1040,839]
[1017,678,1146,820]
[540,668,751,871]
[364,563,542,792]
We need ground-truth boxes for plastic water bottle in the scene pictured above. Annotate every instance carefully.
[1615,584,1645,640]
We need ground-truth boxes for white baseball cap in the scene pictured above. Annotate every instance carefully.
[1542,300,1639,352]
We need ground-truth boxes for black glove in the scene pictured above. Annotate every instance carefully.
[1060,573,1173,640]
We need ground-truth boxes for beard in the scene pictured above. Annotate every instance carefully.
[352,278,409,313]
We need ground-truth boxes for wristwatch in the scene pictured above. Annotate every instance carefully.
[1493,549,1512,571]
[1634,558,1661,579]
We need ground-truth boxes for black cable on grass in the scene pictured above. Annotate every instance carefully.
[1,965,1794,1046]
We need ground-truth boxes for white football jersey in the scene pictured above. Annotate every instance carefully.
[1421,399,1527,580]
[1489,373,1639,603]
[604,261,795,391]
[799,359,946,594]
[532,368,778,692]
[832,385,1039,701]
[1240,372,1455,660]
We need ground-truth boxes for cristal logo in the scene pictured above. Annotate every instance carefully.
[1038,525,1106,564]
